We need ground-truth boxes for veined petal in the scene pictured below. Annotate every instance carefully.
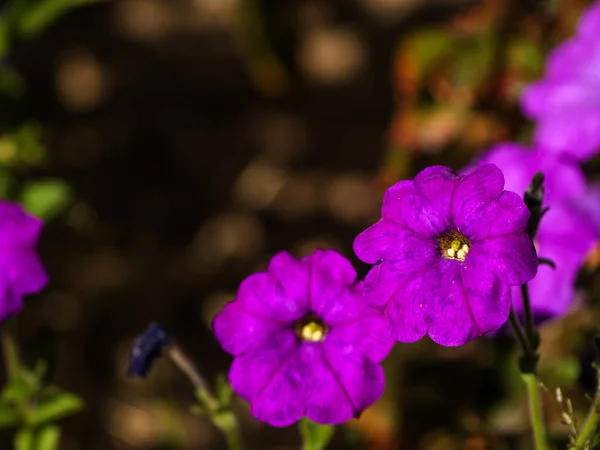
[382,180,446,236]
[236,272,305,322]
[325,312,393,362]
[472,234,537,286]
[413,166,457,225]
[0,204,43,249]
[0,271,21,323]
[451,164,505,230]
[213,302,288,356]
[302,344,356,424]
[1,251,48,295]
[462,191,530,241]
[266,251,311,317]
[461,253,512,333]
[427,260,479,346]
[229,331,304,427]
[307,249,357,315]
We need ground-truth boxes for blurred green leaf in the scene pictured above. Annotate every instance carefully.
[540,356,581,388]
[406,29,456,75]
[215,373,233,409]
[2,376,38,403]
[20,179,72,221]
[14,427,34,450]
[299,417,335,450]
[0,168,14,198]
[36,425,61,450]
[0,403,20,428]
[28,392,83,426]
[14,122,45,165]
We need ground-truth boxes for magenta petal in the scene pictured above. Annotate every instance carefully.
[473,235,537,285]
[308,249,358,315]
[236,273,305,322]
[465,191,530,241]
[1,252,48,295]
[0,204,43,248]
[229,331,304,427]
[353,219,404,264]
[382,180,446,236]
[325,313,393,362]
[461,253,511,333]
[213,302,287,356]
[383,264,437,343]
[413,166,457,223]
[0,272,21,323]
[266,251,310,315]
[322,343,385,417]
[451,164,504,230]
[428,261,479,346]
[578,2,600,40]
[302,344,356,424]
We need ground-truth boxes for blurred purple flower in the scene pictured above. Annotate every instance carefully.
[213,249,393,427]
[480,144,600,320]
[353,164,537,347]
[128,322,170,378]
[521,1,600,161]
[0,201,47,323]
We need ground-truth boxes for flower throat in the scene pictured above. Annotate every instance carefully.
[438,230,470,262]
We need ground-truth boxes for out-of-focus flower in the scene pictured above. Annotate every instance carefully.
[213,250,393,427]
[479,144,600,320]
[127,322,170,378]
[0,201,47,323]
[521,1,600,161]
[353,164,537,347]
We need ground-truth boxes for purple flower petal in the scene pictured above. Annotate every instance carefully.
[236,273,305,322]
[451,163,505,233]
[461,253,512,333]
[302,344,357,424]
[266,251,311,317]
[322,343,385,417]
[325,312,393,362]
[382,263,439,343]
[578,1,600,41]
[0,204,43,248]
[382,180,446,236]
[472,234,537,286]
[1,252,48,295]
[427,260,479,346]
[229,331,304,427]
[0,273,21,323]
[464,191,530,241]
[213,302,287,356]
[354,219,438,267]
[413,166,457,224]
[533,106,600,161]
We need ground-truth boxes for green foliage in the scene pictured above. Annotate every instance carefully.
[20,179,72,221]
[299,417,335,450]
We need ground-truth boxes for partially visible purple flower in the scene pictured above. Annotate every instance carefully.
[0,201,47,323]
[353,164,538,347]
[521,1,600,161]
[479,144,600,321]
[213,249,393,427]
[128,322,170,378]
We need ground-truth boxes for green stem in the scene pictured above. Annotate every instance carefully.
[1,319,20,382]
[167,346,244,450]
[508,307,531,356]
[522,373,549,450]
[520,283,536,346]
[573,370,600,450]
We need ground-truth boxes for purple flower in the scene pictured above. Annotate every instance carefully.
[479,144,600,320]
[0,201,47,323]
[353,164,538,347]
[213,249,394,427]
[521,1,600,161]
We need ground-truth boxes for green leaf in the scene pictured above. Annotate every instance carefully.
[215,373,233,409]
[299,417,335,450]
[36,425,61,450]
[1,377,38,403]
[28,392,83,426]
[14,427,34,450]
[20,179,72,221]
[0,403,20,428]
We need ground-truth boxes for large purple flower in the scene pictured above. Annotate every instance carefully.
[0,201,48,323]
[353,164,538,347]
[480,143,600,319]
[213,249,394,427]
[521,1,600,161]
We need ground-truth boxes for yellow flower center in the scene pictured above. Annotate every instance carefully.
[439,231,470,262]
[296,316,327,342]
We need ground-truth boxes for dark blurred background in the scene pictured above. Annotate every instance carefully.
[0,0,598,449]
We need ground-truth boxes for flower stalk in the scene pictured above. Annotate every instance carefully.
[166,345,244,450]
[1,319,20,382]
[572,369,600,450]
[522,373,549,450]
